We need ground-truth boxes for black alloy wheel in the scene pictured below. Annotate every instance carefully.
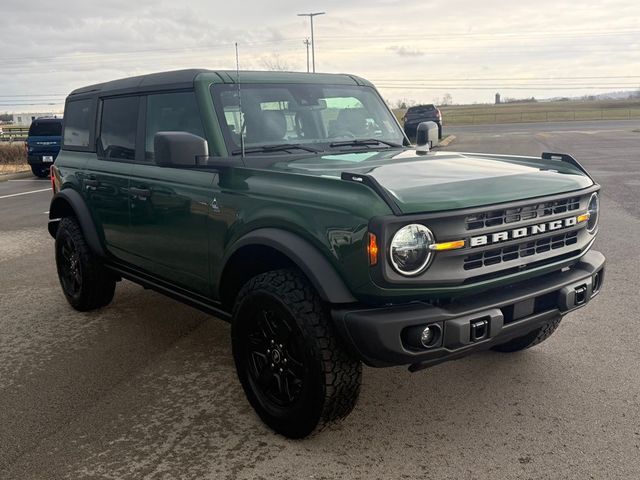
[245,299,306,409]
[232,269,362,438]
[58,234,82,297]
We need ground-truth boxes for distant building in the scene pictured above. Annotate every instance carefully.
[495,93,501,104]
[11,112,63,127]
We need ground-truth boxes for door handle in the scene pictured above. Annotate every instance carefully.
[84,178,99,189]
[130,186,151,198]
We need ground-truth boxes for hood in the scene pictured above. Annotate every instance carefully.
[266,149,594,214]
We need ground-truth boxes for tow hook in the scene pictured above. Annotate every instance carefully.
[470,318,489,342]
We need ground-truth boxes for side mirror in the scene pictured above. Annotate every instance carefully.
[154,131,209,167]
[415,121,439,154]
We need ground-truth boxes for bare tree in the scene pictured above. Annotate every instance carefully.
[394,98,416,109]
[261,54,291,71]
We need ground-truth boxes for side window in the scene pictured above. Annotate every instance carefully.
[145,92,204,161]
[99,96,139,161]
[63,99,92,148]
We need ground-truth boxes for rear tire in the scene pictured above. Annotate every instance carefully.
[31,165,49,178]
[232,269,361,438]
[492,315,562,352]
[55,217,116,311]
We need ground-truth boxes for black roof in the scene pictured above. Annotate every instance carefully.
[32,117,63,123]
[67,68,371,100]
[68,69,208,98]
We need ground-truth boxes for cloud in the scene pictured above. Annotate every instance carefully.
[0,0,639,109]
[389,46,425,57]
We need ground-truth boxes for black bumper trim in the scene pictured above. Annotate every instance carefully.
[28,154,58,166]
[332,250,605,369]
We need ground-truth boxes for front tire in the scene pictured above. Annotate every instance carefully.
[232,269,362,438]
[55,217,116,311]
[492,315,562,352]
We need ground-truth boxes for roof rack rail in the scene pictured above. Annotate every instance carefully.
[541,152,593,180]
[341,172,402,215]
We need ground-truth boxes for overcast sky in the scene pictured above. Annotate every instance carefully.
[1,0,639,112]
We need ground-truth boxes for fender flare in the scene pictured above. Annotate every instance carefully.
[223,228,357,304]
[48,188,106,257]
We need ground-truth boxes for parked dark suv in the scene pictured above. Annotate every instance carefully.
[27,117,62,177]
[403,104,442,140]
[48,69,604,438]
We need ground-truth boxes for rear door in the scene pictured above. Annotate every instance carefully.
[127,92,216,296]
[84,95,139,262]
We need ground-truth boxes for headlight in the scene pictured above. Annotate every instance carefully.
[389,224,434,276]
[587,192,599,233]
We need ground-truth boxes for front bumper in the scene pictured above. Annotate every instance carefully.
[332,250,605,370]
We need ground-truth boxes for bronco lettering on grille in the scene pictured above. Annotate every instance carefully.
[470,216,578,247]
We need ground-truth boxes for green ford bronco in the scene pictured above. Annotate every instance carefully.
[49,69,605,438]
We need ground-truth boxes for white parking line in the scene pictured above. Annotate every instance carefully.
[8,179,43,182]
[0,188,51,200]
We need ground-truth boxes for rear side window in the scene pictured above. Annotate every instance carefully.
[99,96,139,161]
[145,92,204,161]
[29,121,62,137]
[63,100,92,148]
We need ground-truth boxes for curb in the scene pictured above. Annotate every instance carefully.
[436,135,456,147]
[0,170,33,182]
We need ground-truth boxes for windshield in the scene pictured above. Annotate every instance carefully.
[211,83,405,154]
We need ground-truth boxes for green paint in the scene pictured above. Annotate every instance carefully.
[53,70,597,304]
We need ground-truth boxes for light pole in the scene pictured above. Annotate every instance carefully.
[303,38,311,73]
[297,12,325,73]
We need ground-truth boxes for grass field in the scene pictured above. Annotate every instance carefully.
[394,99,640,126]
[0,143,28,174]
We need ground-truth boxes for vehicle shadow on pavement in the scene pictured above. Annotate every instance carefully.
[2,278,577,479]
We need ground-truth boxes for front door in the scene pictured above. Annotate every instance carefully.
[125,91,215,296]
[128,164,216,296]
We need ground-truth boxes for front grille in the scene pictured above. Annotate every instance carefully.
[464,231,579,270]
[465,196,581,230]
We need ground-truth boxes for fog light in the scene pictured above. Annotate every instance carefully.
[421,326,435,346]
[420,324,442,348]
[403,323,443,350]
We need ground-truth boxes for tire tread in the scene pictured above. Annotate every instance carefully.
[233,269,361,436]
[56,217,115,311]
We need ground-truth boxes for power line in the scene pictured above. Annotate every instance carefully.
[375,83,640,88]
[3,39,634,66]
[321,28,640,40]
[369,75,640,82]
[0,94,67,98]
[376,85,640,91]
[0,38,299,63]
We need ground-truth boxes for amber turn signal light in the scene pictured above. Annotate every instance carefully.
[367,233,379,266]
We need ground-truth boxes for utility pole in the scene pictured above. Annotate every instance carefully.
[297,12,325,73]
[303,38,311,73]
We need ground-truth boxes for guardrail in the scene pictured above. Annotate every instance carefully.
[444,109,640,125]
[0,126,29,142]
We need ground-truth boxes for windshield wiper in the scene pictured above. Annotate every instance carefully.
[231,143,321,155]
[329,138,404,149]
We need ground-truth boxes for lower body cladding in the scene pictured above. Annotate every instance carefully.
[332,250,605,372]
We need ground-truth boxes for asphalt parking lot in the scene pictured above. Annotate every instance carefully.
[1,119,639,479]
